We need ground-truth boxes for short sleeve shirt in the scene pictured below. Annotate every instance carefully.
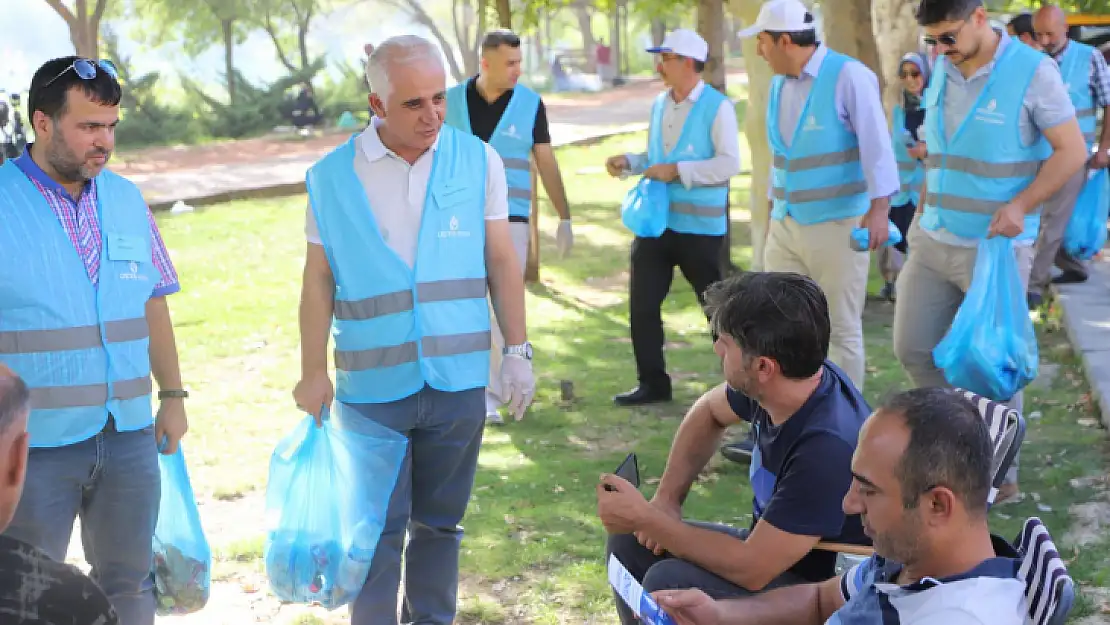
[726,361,872,581]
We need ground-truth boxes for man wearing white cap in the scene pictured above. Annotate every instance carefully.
[603,29,741,407]
[737,0,899,393]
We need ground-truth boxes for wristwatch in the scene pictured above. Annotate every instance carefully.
[504,342,533,361]
[158,389,189,400]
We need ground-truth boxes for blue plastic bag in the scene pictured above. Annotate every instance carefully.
[152,443,212,615]
[934,236,1038,401]
[621,177,669,238]
[1063,168,1109,261]
[264,405,407,609]
[850,221,904,251]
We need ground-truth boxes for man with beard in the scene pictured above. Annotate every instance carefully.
[648,388,1027,625]
[1026,4,1110,307]
[603,28,741,407]
[893,0,1086,503]
[597,272,870,625]
[0,57,189,625]
[445,29,573,425]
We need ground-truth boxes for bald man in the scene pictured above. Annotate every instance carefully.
[1027,5,1110,308]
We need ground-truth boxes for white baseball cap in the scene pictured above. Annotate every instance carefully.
[646,29,709,63]
[737,0,816,38]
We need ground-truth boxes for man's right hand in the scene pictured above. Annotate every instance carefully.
[606,155,630,178]
[293,371,334,427]
[653,589,723,625]
[635,497,682,555]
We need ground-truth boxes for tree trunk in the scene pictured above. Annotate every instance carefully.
[222,18,236,103]
[729,0,773,271]
[574,3,597,73]
[651,19,666,47]
[871,0,921,120]
[45,0,109,58]
[495,0,511,28]
[698,0,736,277]
[823,0,883,82]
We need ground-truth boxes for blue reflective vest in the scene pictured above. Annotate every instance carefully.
[768,50,870,225]
[1058,41,1098,150]
[445,78,539,220]
[0,161,156,448]
[306,126,491,404]
[921,42,1051,241]
[647,85,730,236]
[892,104,925,207]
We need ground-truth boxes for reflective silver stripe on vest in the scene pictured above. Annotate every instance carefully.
[416,278,487,303]
[1076,107,1096,118]
[336,342,419,371]
[772,179,868,203]
[335,279,487,321]
[0,318,149,355]
[508,187,532,200]
[773,147,861,172]
[925,154,1040,178]
[29,375,153,410]
[925,191,1007,215]
[335,331,491,371]
[334,290,414,321]
[502,157,531,172]
[670,202,727,218]
[422,331,491,357]
[898,161,918,173]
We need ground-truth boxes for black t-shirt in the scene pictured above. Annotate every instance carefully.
[0,534,119,624]
[463,77,551,144]
[726,361,873,582]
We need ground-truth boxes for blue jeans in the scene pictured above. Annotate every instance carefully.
[2,421,160,625]
[344,386,485,625]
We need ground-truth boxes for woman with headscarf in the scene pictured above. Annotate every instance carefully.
[880,52,929,301]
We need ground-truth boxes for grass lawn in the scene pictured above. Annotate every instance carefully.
[153,131,1110,624]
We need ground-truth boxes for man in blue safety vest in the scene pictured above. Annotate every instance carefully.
[603,28,742,407]
[297,35,536,625]
[445,28,574,425]
[0,56,189,625]
[1026,4,1110,308]
[894,0,1086,503]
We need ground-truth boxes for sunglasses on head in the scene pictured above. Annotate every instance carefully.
[42,58,119,90]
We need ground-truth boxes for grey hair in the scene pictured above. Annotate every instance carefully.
[365,35,445,103]
[0,371,29,435]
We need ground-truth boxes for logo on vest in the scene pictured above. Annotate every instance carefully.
[119,261,148,281]
[974,98,1005,125]
[502,124,521,139]
[439,215,472,239]
[802,114,823,132]
[682,143,697,155]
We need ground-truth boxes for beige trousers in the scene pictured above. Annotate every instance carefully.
[763,216,870,390]
[487,222,531,406]
[1029,167,1089,293]
[893,219,1033,482]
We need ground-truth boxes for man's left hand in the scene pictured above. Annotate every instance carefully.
[1092,149,1110,170]
[988,201,1025,238]
[859,207,889,251]
[154,399,188,455]
[644,163,679,183]
[597,473,652,534]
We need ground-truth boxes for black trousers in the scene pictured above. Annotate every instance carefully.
[629,230,724,390]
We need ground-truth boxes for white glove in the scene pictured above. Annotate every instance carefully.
[556,219,574,258]
[499,354,535,420]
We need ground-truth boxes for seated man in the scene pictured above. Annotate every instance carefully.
[0,365,119,624]
[597,272,871,625]
[651,387,1027,625]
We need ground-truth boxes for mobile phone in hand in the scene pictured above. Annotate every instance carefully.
[605,452,640,491]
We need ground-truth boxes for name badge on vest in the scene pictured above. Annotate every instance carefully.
[433,183,476,239]
[106,233,151,281]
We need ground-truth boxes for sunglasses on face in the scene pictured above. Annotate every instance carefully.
[42,58,119,90]
[899,71,922,79]
[923,32,960,46]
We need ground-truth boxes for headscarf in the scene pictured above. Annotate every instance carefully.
[899,52,930,111]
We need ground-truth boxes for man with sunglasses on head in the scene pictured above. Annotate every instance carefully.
[1025,4,1110,308]
[0,57,189,625]
[602,28,742,408]
[894,0,1086,503]
[445,28,573,426]
[736,0,899,398]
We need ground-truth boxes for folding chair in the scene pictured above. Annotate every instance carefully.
[823,388,1027,573]
[1015,517,1075,625]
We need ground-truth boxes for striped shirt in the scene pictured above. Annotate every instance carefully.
[828,544,1027,624]
[12,147,180,297]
